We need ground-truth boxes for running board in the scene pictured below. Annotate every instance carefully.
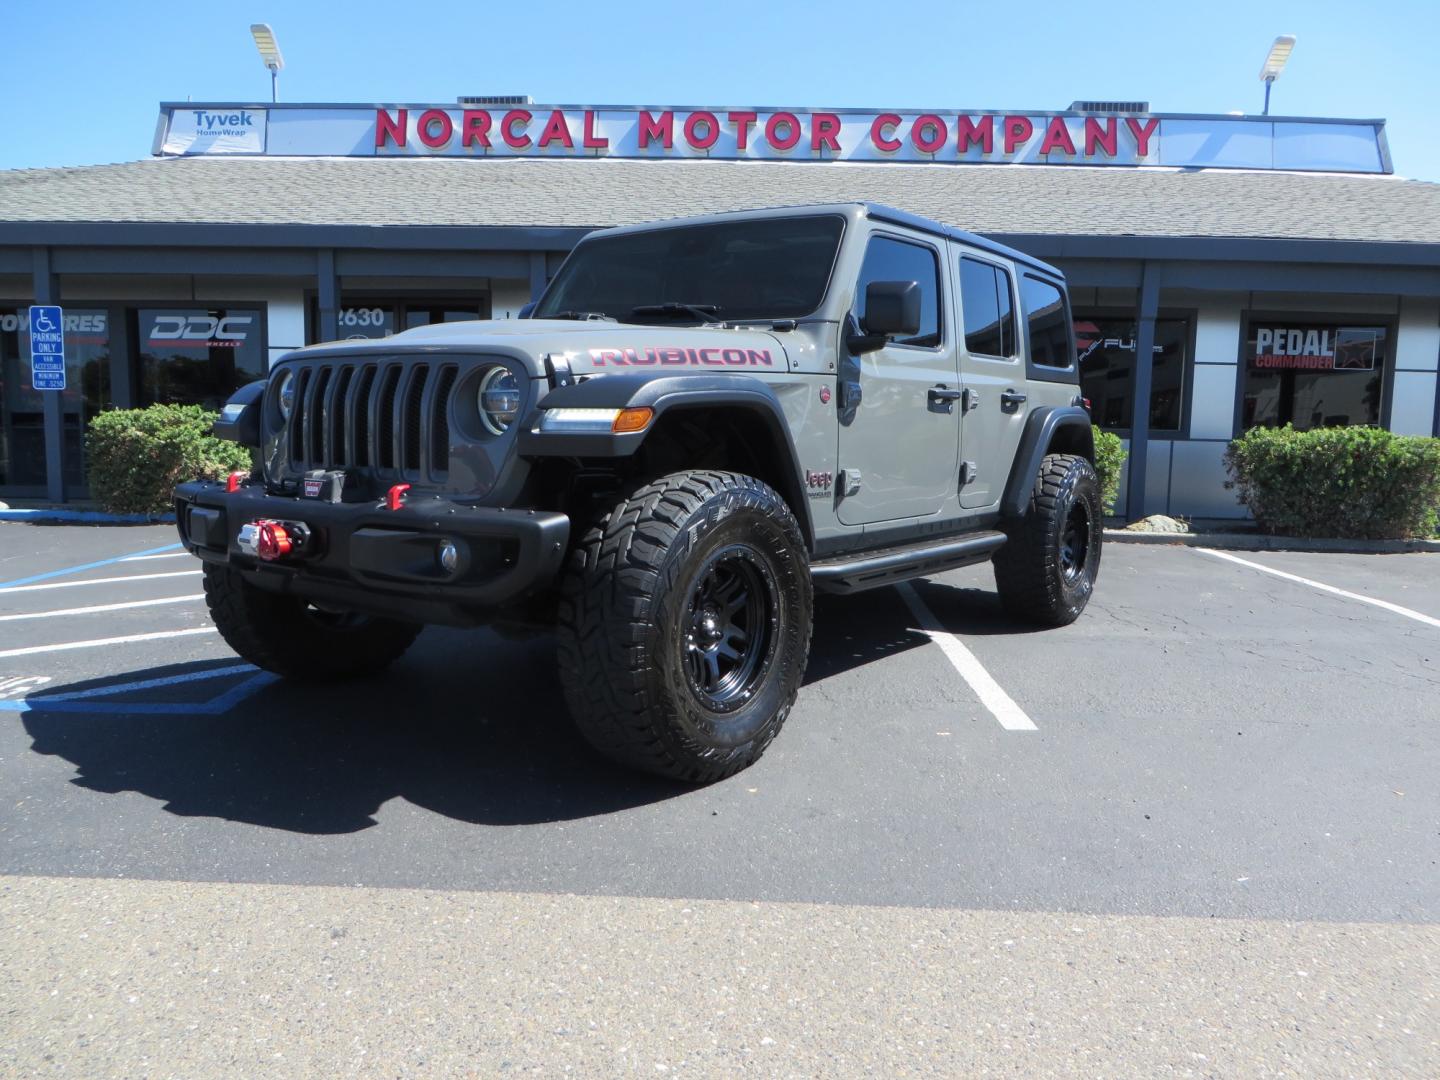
[810,531,1007,595]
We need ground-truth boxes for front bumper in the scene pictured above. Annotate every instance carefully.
[175,481,570,626]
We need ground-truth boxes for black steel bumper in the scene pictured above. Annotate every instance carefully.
[174,481,570,626]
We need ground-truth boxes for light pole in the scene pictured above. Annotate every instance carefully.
[1259,34,1296,116]
[250,23,284,103]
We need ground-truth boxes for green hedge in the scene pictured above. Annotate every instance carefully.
[86,404,252,515]
[1224,425,1440,539]
[1092,427,1127,515]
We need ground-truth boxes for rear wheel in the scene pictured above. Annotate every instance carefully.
[202,565,421,680]
[992,453,1102,627]
[557,470,812,783]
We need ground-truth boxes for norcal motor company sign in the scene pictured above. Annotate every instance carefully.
[155,104,1391,173]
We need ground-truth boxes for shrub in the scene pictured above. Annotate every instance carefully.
[1224,425,1440,539]
[86,404,252,515]
[1092,427,1127,515]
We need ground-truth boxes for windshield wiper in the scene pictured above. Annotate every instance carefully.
[628,302,723,324]
[545,310,616,322]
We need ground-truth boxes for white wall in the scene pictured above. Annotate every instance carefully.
[1391,297,1440,436]
[490,279,532,320]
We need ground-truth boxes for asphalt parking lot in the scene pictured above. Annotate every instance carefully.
[2,521,1437,1075]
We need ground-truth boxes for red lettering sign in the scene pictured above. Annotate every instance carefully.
[870,113,902,152]
[1003,116,1034,155]
[1039,117,1076,156]
[638,110,674,148]
[811,112,842,152]
[417,109,453,149]
[684,111,719,150]
[1084,117,1117,157]
[538,110,573,149]
[766,112,801,151]
[375,108,407,148]
[911,114,947,155]
[1126,117,1159,157]
[955,115,993,154]
[582,110,608,149]
[502,110,532,149]
[462,110,492,148]
[728,111,758,150]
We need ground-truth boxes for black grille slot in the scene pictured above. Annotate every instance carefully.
[403,367,430,473]
[430,365,458,475]
[326,367,352,467]
[289,367,312,467]
[350,366,376,467]
[376,366,401,470]
[308,367,332,465]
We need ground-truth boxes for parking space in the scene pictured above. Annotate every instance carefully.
[1,523,1436,926]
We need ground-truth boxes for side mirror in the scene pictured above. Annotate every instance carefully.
[848,280,921,354]
[213,379,265,448]
[517,301,537,319]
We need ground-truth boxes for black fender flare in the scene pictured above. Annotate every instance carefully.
[1000,406,1095,519]
[519,373,813,546]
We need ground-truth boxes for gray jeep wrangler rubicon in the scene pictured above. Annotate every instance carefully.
[177,203,1101,782]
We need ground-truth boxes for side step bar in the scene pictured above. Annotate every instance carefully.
[810,531,1007,595]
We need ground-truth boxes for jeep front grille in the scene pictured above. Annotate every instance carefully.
[284,360,459,481]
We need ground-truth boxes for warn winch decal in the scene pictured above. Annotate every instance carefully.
[587,347,774,367]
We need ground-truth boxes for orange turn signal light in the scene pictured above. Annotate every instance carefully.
[612,407,654,434]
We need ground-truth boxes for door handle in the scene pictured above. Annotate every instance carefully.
[1001,390,1028,412]
[929,386,963,403]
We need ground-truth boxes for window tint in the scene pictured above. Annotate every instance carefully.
[959,257,1015,358]
[535,215,844,323]
[855,236,941,348]
[1022,275,1071,368]
[1076,315,1189,431]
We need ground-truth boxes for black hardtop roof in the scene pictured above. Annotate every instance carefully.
[859,202,1063,279]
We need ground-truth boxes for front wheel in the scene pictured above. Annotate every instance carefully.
[202,565,421,680]
[992,453,1102,627]
[557,470,813,783]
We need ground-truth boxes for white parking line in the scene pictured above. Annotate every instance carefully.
[0,627,216,659]
[896,582,1038,731]
[0,594,204,622]
[0,570,201,594]
[1197,548,1440,630]
[119,552,190,562]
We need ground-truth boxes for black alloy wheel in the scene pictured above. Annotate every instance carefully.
[682,545,778,712]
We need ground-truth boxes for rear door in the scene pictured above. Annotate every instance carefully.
[836,232,961,525]
[956,251,1030,509]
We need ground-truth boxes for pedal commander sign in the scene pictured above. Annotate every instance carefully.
[1248,325,1382,371]
[154,104,1391,173]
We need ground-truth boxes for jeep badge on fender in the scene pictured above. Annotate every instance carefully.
[177,203,1100,783]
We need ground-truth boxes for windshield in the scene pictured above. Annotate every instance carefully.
[534,215,845,323]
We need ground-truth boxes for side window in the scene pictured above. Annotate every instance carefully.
[1022,275,1072,369]
[959,257,1016,359]
[855,236,941,348]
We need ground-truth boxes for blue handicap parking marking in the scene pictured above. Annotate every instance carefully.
[0,543,184,590]
[0,663,278,716]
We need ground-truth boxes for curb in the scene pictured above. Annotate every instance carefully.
[0,509,175,525]
[1103,529,1440,555]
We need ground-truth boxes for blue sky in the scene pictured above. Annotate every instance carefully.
[6,0,1439,178]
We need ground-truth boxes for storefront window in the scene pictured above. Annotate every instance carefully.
[0,307,112,489]
[311,297,489,342]
[136,308,265,410]
[1241,321,1387,430]
[1074,315,1188,432]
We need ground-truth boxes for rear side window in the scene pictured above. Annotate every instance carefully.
[855,236,942,348]
[1022,275,1072,369]
[959,257,1015,358]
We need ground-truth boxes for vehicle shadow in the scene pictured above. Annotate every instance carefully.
[19,582,1040,836]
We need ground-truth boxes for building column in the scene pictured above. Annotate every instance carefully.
[316,249,339,343]
[32,247,65,503]
[1125,262,1161,522]
[528,251,548,302]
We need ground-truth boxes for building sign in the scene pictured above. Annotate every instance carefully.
[161,108,268,155]
[153,104,1391,173]
[1249,326,1381,371]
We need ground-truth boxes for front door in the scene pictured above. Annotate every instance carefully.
[956,253,1030,509]
[837,234,961,526]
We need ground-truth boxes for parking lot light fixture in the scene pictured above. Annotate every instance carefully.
[250,23,284,103]
[1259,34,1296,116]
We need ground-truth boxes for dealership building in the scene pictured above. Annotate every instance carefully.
[2,100,1438,518]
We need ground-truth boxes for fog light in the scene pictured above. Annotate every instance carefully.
[437,538,460,574]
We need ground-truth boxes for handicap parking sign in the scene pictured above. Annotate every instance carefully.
[29,305,66,391]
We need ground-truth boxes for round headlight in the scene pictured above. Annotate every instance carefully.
[478,366,521,435]
[276,369,296,419]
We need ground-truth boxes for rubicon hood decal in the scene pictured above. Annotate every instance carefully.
[587,346,775,367]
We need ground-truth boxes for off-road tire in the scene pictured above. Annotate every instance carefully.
[557,470,813,783]
[202,564,421,680]
[992,453,1103,627]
